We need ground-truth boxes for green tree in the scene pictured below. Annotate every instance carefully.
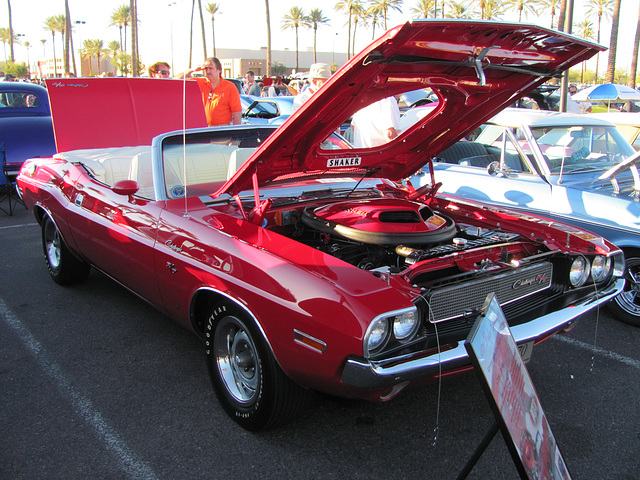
[282,6,310,71]
[205,3,220,57]
[369,0,403,31]
[110,5,131,54]
[411,0,439,18]
[576,20,595,83]
[446,1,472,18]
[0,27,20,62]
[503,0,538,22]
[43,15,62,76]
[307,8,329,63]
[108,40,121,75]
[265,0,272,77]
[130,0,140,76]
[335,0,365,59]
[82,39,107,76]
[3,60,28,78]
[6,0,15,62]
[537,0,560,28]
[586,0,614,83]
[630,2,640,88]
[605,0,621,83]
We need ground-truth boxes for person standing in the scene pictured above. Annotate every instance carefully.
[351,96,401,148]
[177,57,242,126]
[292,63,332,111]
[148,62,171,78]
[245,71,261,96]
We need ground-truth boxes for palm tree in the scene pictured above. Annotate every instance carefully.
[0,27,20,62]
[446,1,471,18]
[557,0,567,32]
[108,40,121,75]
[281,7,310,72]
[350,2,366,56]
[265,0,272,77]
[369,0,403,31]
[605,0,621,83]
[537,0,560,28]
[130,0,139,76]
[411,0,439,18]
[197,0,208,59]
[64,0,73,76]
[205,3,220,57]
[480,0,504,19]
[43,16,60,76]
[306,9,330,63]
[82,39,106,75]
[335,0,364,59]
[6,0,15,62]
[630,2,640,88]
[586,0,614,84]
[503,0,538,22]
[110,5,131,54]
[576,20,595,83]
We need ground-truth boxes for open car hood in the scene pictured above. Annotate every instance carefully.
[216,20,603,198]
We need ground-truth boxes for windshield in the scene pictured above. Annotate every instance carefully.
[477,124,635,175]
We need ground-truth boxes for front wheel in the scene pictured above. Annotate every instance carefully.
[205,306,311,430]
[608,251,640,327]
[41,214,90,285]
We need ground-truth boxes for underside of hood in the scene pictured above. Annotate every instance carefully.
[216,19,604,198]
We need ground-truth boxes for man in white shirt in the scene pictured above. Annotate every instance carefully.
[292,63,332,111]
[351,96,401,148]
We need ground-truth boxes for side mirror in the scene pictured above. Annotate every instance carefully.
[487,161,503,177]
[112,179,139,201]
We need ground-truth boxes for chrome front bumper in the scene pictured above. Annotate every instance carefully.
[341,278,625,388]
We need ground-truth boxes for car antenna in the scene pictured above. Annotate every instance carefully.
[181,74,190,218]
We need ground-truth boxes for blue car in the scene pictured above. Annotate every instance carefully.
[0,82,56,183]
[410,108,640,326]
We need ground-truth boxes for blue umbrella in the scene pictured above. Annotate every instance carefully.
[572,83,640,102]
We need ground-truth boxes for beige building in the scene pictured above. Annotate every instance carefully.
[212,47,348,79]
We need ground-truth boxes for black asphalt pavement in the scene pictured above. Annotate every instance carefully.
[2,203,639,480]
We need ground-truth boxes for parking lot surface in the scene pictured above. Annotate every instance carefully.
[2,205,639,479]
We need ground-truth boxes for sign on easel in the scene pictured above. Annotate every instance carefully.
[463,293,571,480]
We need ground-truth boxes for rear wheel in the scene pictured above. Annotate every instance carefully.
[41,214,90,285]
[205,305,311,430]
[609,251,640,327]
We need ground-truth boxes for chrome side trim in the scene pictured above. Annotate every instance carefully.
[341,278,624,388]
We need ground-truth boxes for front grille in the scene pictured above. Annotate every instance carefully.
[426,262,553,323]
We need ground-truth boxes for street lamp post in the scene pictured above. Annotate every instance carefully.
[75,21,85,76]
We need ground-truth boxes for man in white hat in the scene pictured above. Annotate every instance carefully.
[292,63,332,111]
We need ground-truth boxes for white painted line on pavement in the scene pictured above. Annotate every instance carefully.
[0,298,159,480]
[0,222,38,230]
[553,334,640,370]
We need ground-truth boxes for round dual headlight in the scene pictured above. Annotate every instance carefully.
[366,318,389,353]
[393,310,419,342]
[591,255,612,283]
[569,255,590,287]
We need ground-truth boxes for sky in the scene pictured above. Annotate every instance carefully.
[2,0,640,76]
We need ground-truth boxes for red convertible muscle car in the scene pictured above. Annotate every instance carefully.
[18,20,624,430]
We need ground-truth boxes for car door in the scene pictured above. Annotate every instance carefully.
[65,173,165,307]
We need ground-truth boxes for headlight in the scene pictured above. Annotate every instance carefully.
[393,310,419,342]
[364,307,418,357]
[591,255,611,283]
[569,255,590,287]
[366,318,389,354]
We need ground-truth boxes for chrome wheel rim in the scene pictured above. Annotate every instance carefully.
[44,221,62,269]
[214,316,260,405]
[614,258,640,317]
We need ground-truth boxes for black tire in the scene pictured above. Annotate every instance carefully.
[41,214,91,285]
[608,251,640,327]
[205,305,311,430]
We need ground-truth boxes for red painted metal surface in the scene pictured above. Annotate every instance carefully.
[45,78,207,152]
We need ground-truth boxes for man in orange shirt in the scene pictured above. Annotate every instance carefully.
[177,57,242,126]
